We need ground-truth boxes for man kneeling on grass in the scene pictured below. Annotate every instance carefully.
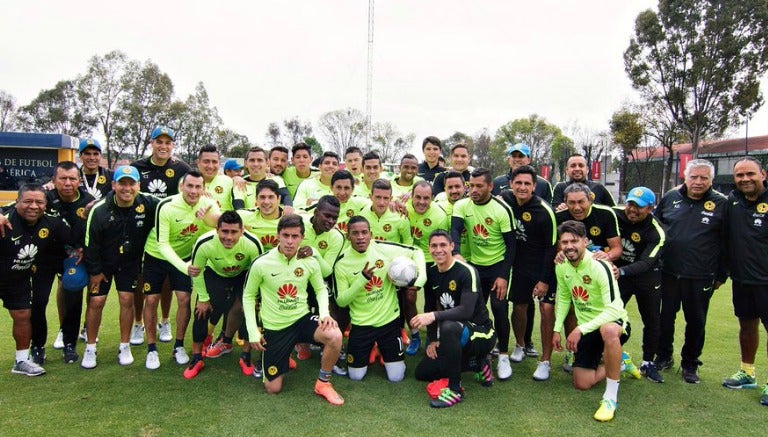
[552,220,631,422]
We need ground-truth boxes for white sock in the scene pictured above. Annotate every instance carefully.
[86,343,97,353]
[642,360,651,367]
[603,378,620,403]
[15,349,29,363]
[119,342,130,349]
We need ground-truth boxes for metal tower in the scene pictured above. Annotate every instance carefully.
[366,0,374,146]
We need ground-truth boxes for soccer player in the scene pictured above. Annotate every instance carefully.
[1,184,70,376]
[552,154,615,211]
[492,143,552,203]
[268,146,290,177]
[328,170,369,234]
[435,171,471,262]
[412,231,497,407]
[720,157,768,404]
[450,168,517,380]
[359,179,412,244]
[334,216,427,382]
[353,152,383,198]
[130,126,191,346]
[183,211,264,379]
[391,154,423,201]
[417,136,445,183]
[77,138,113,200]
[553,220,631,422]
[141,171,221,369]
[343,146,364,181]
[613,187,666,383]
[196,145,234,211]
[655,159,727,383]
[283,142,317,200]
[433,143,471,195]
[294,151,339,208]
[233,146,291,209]
[243,214,345,405]
[499,166,557,380]
[223,159,243,178]
[238,180,286,251]
[82,166,160,368]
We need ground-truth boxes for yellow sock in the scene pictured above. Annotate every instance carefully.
[741,362,756,377]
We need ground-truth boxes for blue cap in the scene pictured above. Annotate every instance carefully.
[223,159,243,172]
[506,143,531,157]
[151,126,175,141]
[626,187,655,207]
[78,138,102,154]
[62,258,89,292]
[114,165,140,182]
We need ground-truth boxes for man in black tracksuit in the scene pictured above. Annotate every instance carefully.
[655,159,727,383]
[552,154,615,209]
[614,187,666,383]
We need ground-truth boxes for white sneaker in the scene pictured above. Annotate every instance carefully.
[174,346,190,365]
[81,348,97,369]
[497,354,512,381]
[118,345,134,366]
[533,360,551,381]
[146,351,160,370]
[130,324,145,345]
[53,330,64,349]
[158,321,172,343]
[510,345,525,363]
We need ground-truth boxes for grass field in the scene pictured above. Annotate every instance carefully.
[0,282,765,436]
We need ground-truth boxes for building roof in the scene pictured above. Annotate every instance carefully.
[633,134,768,160]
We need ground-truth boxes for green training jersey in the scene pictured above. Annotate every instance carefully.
[205,174,234,211]
[243,248,329,341]
[144,194,220,273]
[359,206,413,244]
[434,197,471,260]
[452,197,515,266]
[190,230,264,302]
[390,175,424,199]
[283,166,317,199]
[294,177,333,209]
[407,202,450,263]
[554,255,628,335]
[335,197,370,234]
[334,240,426,327]
[301,215,345,278]
[353,180,374,198]
[237,207,284,250]
[233,174,287,209]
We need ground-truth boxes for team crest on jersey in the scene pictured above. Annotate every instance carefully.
[589,192,596,201]
[347,354,354,364]
[522,212,532,222]
[267,366,278,376]
[582,275,592,284]
[135,204,145,214]
[294,268,304,277]
[484,217,493,226]
[346,209,354,217]
[214,186,223,194]
[97,175,106,184]
[448,280,457,291]
[38,228,49,239]
[235,253,245,261]
[631,232,641,243]
[758,203,768,214]
[383,224,392,232]
[375,259,384,269]
[318,241,328,250]
[165,169,175,178]
[143,283,151,293]
[77,207,86,219]
[589,226,600,237]
[704,201,715,211]
[423,218,432,227]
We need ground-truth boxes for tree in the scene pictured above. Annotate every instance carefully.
[17,80,96,136]
[175,82,222,163]
[304,137,323,156]
[624,0,768,158]
[369,122,415,164]
[215,128,251,158]
[642,100,684,192]
[494,114,563,166]
[442,132,474,156]
[610,108,645,195]
[317,108,366,156]
[471,129,505,176]
[282,116,313,147]
[265,122,282,147]
[550,134,576,181]
[0,90,18,131]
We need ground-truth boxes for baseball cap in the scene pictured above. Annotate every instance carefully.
[78,138,102,154]
[506,143,531,157]
[151,126,175,141]
[626,187,655,207]
[62,257,89,292]
[223,159,243,172]
[114,165,140,182]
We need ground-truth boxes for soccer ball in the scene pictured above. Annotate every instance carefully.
[388,256,418,287]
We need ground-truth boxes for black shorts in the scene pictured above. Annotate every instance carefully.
[0,278,33,310]
[459,320,497,357]
[203,268,246,301]
[347,318,404,368]
[262,313,319,381]
[509,272,536,304]
[142,253,192,294]
[473,263,511,301]
[90,263,142,296]
[573,320,631,370]
[732,281,768,324]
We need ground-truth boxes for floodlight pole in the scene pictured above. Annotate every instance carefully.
[366,0,375,146]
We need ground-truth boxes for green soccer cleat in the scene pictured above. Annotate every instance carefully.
[594,398,617,422]
[621,352,641,380]
[722,370,757,389]
[761,384,768,406]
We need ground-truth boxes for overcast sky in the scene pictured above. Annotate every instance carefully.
[1,0,765,152]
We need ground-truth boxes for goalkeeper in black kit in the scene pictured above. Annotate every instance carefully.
[412,231,497,408]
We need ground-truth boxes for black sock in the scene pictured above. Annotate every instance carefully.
[148,343,157,353]
[174,339,184,348]
[223,335,233,345]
